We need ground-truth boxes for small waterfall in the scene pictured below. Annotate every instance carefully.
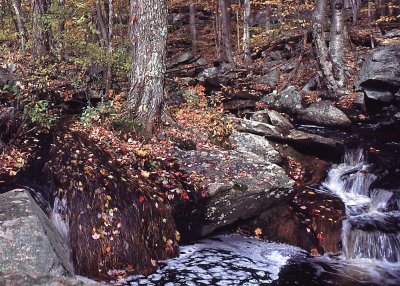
[51,196,70,242]
[323,149,400,262]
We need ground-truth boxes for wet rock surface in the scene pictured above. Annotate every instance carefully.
[242,188,345,254]
[0,189,73,276]
[292,188,345,254]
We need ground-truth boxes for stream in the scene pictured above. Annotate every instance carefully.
[123,149,400,286]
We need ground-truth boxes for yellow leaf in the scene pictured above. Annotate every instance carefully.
[136,148,148,156]
[175,231,181,241]
[255,228,262,237]
[141,170,150,178]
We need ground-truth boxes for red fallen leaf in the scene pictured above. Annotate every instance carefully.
[317,232,324,241]
[139,196,145,203]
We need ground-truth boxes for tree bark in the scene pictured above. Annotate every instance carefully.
[11,0,26,47]
[189,4,197,54]
[330,0,346,89]
[218,0,233,62]
[243,0,251,66]
[31,0,51,56]
[127,0,167,135]
[313,0,343,95]
[105,0,113,97]
[95,0,108,46]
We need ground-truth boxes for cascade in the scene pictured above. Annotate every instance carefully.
[322,149,400,262]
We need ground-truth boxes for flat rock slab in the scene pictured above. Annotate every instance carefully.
[297,101,351,128]
[229,132,282,164]
[0,189,73,276]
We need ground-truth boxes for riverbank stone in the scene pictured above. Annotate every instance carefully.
[0,189,74,276]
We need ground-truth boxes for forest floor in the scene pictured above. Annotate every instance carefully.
[0,4,398,215]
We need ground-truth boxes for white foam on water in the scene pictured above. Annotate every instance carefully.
[323,149,400,263]
[51,196,70,242]
[125,235,304,286]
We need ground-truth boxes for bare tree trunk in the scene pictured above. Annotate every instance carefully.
[127,0,167,135]
[236,4,240,54]
[218,0,233,62]
[313,0,343,95]
[11,0,26,47]
[105,0,113,97]
[58,0,66,32]
[349,0,360,24]
[95,0,108,46]
[330,0,346,89]
[214,0,221,59]
[189,4,198,54]
[31,0,51,57]
[368,0,375,48]
[265,4,271,31]
[242,0,251,66]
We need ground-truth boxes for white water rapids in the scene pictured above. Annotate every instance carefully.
[48,149,400,285]
[323,149,400,263]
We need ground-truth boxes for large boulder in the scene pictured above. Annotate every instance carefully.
[285,130,344,161]
[357,41,400,103]
[267,110,294,131]
[261,86,303,115]
[252,70,280,87]
[233,118,282,137]
[0,189,73,276]
[297,101,351,128]
[229,132,282,164]
[167,51,197,69]
[233,118,344,160]
[172,148,295,237]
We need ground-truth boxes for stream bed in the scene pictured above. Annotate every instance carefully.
[124,148,400,286]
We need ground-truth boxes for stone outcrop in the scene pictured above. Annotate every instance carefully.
[297,101,351,128]
[229,132,282,164]
[261,86,303,115]
[172,148,295,237]
[357,41,400,103]
[0,189,73,276]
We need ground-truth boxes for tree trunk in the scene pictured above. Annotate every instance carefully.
[349,0,360,24]
[189,4,197,54]
[127,0,167,135]
[105,0,113,97]
[95,0,108,46]
[11,0,26,47]
[243,0,251,66]
[218,0,233,62]
[31,0,51,56]
[313,0,342,95]
[330,0,346,89]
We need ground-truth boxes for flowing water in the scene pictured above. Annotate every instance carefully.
[121,149,400,285]
[322,149,400,263]
[45,148,400,285]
